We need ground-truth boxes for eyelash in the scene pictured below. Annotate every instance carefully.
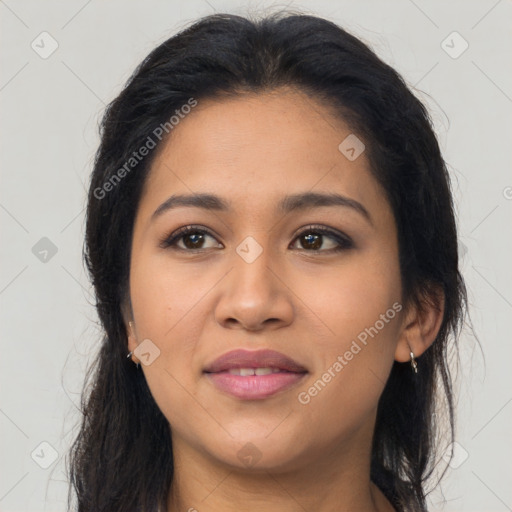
[159,224,354,254]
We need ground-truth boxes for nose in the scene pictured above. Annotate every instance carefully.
[214,243,294,332]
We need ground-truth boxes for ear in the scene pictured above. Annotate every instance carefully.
[395,285,445,362]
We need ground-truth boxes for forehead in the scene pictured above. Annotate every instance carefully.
[138,89,389,222]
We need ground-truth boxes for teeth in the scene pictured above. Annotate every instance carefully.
[255,367,278,376]
[227,367,283,376]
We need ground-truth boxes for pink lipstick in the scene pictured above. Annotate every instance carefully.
[203,349,308,400]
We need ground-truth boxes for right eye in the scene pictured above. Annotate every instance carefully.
[159,225,223,251]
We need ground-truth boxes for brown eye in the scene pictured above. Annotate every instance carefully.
[299,233,325,250]
[159,226,222,251]
[181,232,207,249]
[291,226,353,253]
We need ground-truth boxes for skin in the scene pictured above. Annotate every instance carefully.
[124,88,444,512]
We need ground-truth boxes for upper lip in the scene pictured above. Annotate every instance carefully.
[203,349,308,373]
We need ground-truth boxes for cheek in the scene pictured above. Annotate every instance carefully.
[297,251,402,341]
[128,255,212,431]
[291,250,402,417]
[129,252,212,341]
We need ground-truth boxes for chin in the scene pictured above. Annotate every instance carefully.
[203,434,307,473]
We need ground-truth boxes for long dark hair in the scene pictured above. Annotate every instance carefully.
[67,11,467,512]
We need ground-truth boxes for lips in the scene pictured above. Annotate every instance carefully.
[203,349,308,400]
[203,348,308,374]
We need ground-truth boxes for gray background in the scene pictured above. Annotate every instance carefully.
[1,0,511,511]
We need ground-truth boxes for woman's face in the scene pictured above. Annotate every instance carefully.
[127,89,405,471]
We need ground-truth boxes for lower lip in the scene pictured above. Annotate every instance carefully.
[204,371,307,400]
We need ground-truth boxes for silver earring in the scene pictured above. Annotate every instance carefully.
[409,348,418,374]
[126,351,140,369]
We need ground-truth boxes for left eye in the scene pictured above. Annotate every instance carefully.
[290,226,353,253]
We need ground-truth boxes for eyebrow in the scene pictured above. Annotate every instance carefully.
[151,192,372,224]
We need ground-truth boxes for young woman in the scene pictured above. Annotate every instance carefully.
[68,12,467,512]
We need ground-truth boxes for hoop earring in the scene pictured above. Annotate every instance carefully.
[409,347,418,374]
[126,351,140,369]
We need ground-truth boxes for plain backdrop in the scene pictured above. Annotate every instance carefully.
[0,1,511,511]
